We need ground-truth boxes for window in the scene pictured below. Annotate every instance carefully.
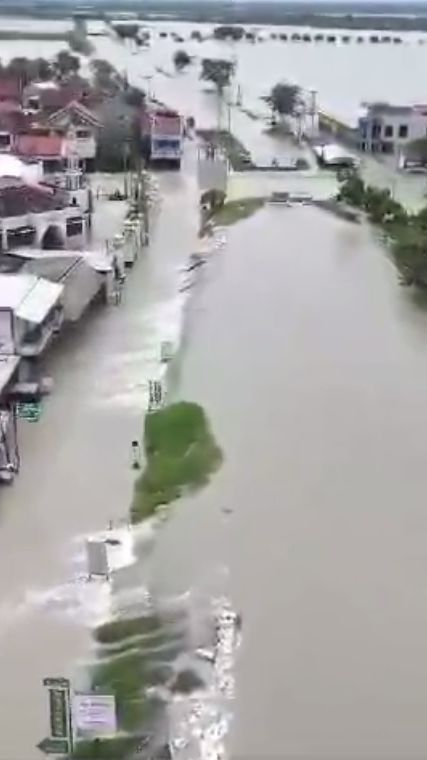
[371,122,381,138]
[384,124,394,138]
[76,129,91,139]
[398,124,408,138]
[66,218,83,237]
[0,133,11,148]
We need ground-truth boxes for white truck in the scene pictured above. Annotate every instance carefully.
[142,106,183,169]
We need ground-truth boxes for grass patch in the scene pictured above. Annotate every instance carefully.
[72,736,138,759]
[130,402,222,524]
[95,615,164,645]
[209,197,265,229]
[197,128,253,170]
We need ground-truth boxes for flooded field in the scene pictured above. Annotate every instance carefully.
[1,14,427,760]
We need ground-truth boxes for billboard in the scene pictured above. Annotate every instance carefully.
[73,694,116,737]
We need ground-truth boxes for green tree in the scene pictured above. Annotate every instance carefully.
[200,58,234,92]
[55,49,80,78]
[336,173,366,207]
[173,49,191,70]
[7,57,32,87]
[392,225,427,286]
[267,82,300,118]
[405,137,427,164]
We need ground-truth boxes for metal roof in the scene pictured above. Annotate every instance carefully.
[0,273,63,324]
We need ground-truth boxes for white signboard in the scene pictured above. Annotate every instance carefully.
[86,540,109,578]
[73,694,116,737]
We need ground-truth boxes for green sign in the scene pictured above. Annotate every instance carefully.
[49,688,68,739]
[37,737,69,755]
[17,401,41,422]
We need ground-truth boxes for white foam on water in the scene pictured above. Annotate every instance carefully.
[169,595,239,760]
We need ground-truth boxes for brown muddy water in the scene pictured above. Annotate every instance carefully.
[150,204,427,759]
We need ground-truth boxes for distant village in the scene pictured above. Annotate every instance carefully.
[0,49,183,483]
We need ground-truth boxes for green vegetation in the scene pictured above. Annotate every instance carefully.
[337,173,427,286]
[211,197,265,226]
[197,128,253,170]
[173,49,191,69]
[213,25,245,40]
[200,57,234,93]
[266,82,301,120]
[131,402,222,524]
[95,615,164,645]
[71,610,185,758]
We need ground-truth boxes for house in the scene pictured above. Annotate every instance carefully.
[0,78,21,105]
[14,133,66,173]
[0,105,34,153]
[48,100,102,171]
[358,103,427,155]
[0,248,115,322]
[23,78,96,115]
[0,272,63,358]
[0,354,21,482]
[0,158,87,252]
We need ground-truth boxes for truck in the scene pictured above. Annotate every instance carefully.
[141,106,183,169]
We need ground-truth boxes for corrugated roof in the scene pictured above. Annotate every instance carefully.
[0,273,63,323]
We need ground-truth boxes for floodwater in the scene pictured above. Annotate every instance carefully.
[1,14,427,760]
[0,160,198,759]
[151,205,427,759]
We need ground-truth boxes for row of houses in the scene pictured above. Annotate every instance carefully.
[0,76,101,173]
[0,71,150,482]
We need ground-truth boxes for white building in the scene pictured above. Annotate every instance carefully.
[2,248,115,322]
[0,273,63,360]
[0,156,87,252]
[358,103,427,155]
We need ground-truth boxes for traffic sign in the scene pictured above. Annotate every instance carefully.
[17,401,41,422]
[49,688,68,739]
[37,737,69,755]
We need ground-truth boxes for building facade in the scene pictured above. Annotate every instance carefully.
[358,103,427,155]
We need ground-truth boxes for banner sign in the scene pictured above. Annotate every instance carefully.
[73,694,117,737]
[49,688,68,739]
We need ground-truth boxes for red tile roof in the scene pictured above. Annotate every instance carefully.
[49,99,101,128]
[0,79,21,102]
[0,110,33,135]
[14,134,64,159]
[0,179,68,217]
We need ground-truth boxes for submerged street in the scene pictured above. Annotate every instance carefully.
[0,157,198,759]
[151,204,427,759]
[2,16,427,760]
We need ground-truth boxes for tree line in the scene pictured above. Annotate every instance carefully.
[338,173,427,287]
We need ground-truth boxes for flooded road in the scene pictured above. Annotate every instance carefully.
[1,15,427,760]
[150,206,427,759]
[0,158,198,759]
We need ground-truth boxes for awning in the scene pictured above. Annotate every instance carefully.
[16,278,63,324]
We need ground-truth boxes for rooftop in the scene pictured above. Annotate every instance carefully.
[0,272,63,323]
[0,179,68,216]
[14,134,64,159]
